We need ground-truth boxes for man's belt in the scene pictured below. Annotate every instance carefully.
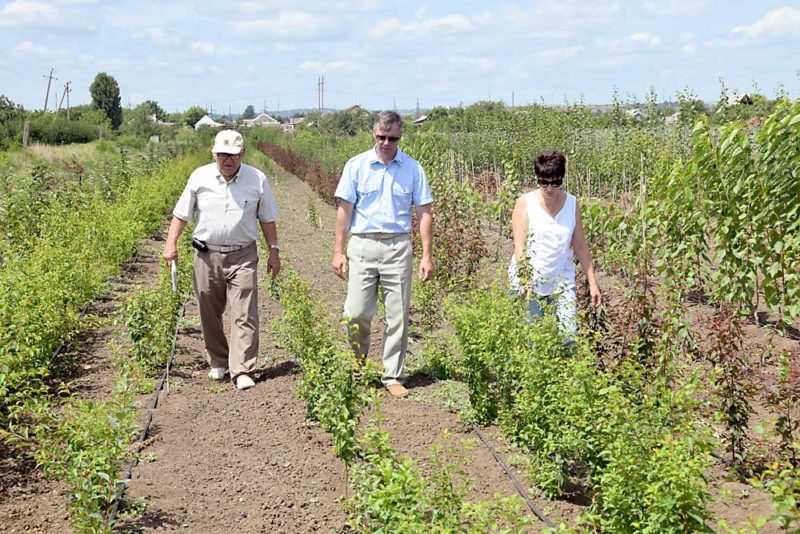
[354,232,408,240]
[204,242,256,253]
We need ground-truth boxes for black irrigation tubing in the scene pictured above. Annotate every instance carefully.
[406,348,554,528]
[108,300,187,526]
[471,423,556,528]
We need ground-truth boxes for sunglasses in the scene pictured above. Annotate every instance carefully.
[537,178,563,188]
[375,134,400,142]
[217,153,241,160]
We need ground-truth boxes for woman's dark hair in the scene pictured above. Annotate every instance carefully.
[534,150,566,179]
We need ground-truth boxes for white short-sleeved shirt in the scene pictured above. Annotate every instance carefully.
[334,148,432,234]
[173,162,278,246]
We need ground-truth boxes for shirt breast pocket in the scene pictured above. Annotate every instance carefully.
[357,176,382,198]
[392,182,412,215]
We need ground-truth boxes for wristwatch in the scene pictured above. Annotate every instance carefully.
[269,243,281,252]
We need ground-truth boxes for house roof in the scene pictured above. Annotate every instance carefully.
[194,115,224,129]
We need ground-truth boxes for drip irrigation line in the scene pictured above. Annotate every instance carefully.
[471,424,556,528]
[406,348,554,527]
[108,301,186,525]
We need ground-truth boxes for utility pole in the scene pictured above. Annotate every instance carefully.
[65,81,71,120]
[42,68,57,112]
[393,98,397,112]
[512,91,515,109]
[263,98,267,114]
[317,75,325,114]
[57,81,71,113]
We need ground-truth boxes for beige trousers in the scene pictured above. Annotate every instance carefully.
[193,243,259,380]
[344,234,413,386]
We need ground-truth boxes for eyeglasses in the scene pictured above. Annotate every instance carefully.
[375,134,400,143]
[537,178,563,188]
[217,153,241,160]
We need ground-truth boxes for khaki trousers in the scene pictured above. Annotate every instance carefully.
[193,243,259,380]
[344,234,413,386]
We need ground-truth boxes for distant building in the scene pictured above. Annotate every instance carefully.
[194,115,224,130]
[727,94,753,106]
[242,113,280,127]
[281,116,306,134]
[665,112,680,125]
[624,108,646,121]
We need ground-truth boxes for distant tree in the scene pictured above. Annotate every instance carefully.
[183,106,207,127]
[676,87,706,128]
[318,107,375,136]
[0,95,25,148]
[242,105,256,120]
[138,100,167,122]
[89,72,122,129]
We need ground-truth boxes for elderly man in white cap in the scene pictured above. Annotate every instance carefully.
[163,130,281,390]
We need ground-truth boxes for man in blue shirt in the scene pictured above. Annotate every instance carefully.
[332,111,433,398]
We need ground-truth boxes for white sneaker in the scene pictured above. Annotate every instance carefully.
[235,374,256,390]
[208,367,227,380]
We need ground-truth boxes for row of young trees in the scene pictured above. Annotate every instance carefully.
[254,96,799,530]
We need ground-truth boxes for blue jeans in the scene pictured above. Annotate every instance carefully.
[525,287,577,343]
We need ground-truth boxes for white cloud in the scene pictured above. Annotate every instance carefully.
[371,14,472,39]
[300,60,355,72]
[681,43,697,55]
[0,0,63,27]
[643,0,710,17]
[732,7,800,40]
[230,11,333,39]
[596,53,640,68]
[192,41,216,54]
[134,27,181,46]
[273,42,296,52]
[628,32,661,47]
[538,46,580,61]
[599,32,661,50]
[488,1,619,32]
[12,40,69,59]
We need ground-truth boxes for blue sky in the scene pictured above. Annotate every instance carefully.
[1,0,798,114]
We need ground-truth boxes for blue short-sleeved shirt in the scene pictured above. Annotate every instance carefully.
[334,148,433,234]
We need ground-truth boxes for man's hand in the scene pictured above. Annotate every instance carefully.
[162,244,178,267]
[418,257,433,282]
[332,252,347,280]
[268,249,281,278]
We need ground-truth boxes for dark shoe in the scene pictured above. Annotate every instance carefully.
[385,383,408,398]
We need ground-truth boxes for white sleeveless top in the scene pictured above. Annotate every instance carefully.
[508,191,577,295]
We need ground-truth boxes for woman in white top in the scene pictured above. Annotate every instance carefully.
[508,150,601,341]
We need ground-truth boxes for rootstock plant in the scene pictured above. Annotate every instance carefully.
[0,149,207,531]
[271,270,367,462]
[446,284,714,532]
[271,272,535,531]
[345,425,532,533]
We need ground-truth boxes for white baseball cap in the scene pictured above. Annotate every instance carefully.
[212,130,244,154]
